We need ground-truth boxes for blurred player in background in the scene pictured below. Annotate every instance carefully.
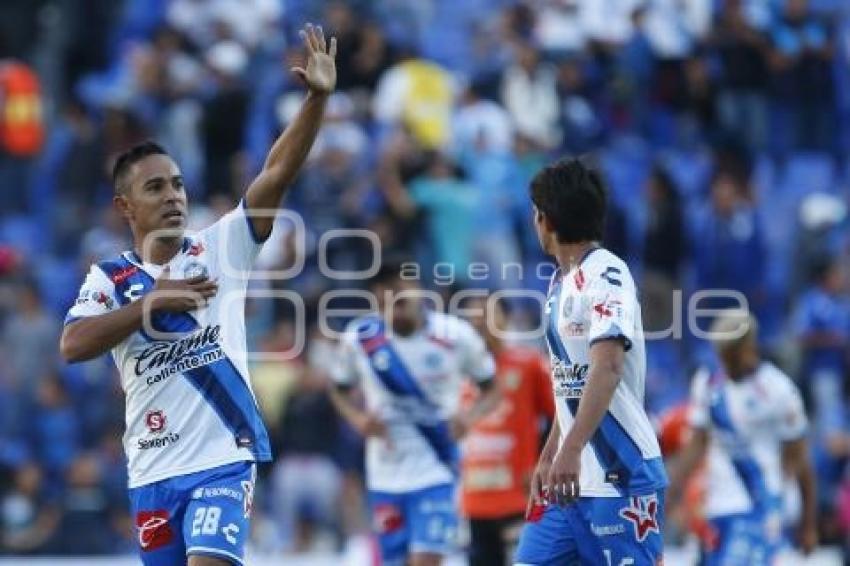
[58,24,336,566]
[329,261,499,566]
[459,296,554,566]
[668,309,818,565]
[514,158,668,566]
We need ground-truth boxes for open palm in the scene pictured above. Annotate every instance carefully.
[292,23,337,95]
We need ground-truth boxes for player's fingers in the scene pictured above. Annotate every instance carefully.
[316,25,326,52]
[304,23,318,52]
[290,66,307,81]
[299,29,313,53]
[185,274,209,285]
[329,36,337,59]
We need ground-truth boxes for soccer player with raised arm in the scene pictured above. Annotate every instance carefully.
[668,309,817,565]
[514,158,668,566]
[329,261,500,566]
[59,24,336,566]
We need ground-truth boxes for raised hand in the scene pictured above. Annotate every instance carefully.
[147,266,219,313]
[291,23,337,95]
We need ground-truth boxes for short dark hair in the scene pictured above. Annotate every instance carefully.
[112,141,169,194]
[367,256,417,290]
[530,157,608,243]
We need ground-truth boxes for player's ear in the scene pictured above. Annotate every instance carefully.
[113,193,133,222]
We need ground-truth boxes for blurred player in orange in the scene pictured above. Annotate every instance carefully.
[659,403,714,549]
[459,296,555,566]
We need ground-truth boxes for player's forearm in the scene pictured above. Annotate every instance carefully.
[250,91,327,201]
[667,428,709,504]
[539,417,561,462]
[796,452,818,532]
[329,385,366,431]
[60,298,151,362]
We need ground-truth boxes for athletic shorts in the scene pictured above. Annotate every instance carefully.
[129,461,256,566]
[514,491,665,565]
[368,483,458,565]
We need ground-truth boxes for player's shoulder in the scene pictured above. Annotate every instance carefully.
[342,314,383,340]
[582,248,633,287]
[89,251,138,283]
[756,361,798,394]
[426,310,479,342]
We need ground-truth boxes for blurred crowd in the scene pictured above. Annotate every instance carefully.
[1,0,850,559]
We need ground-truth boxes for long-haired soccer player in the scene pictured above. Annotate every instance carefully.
[59,24,336,566]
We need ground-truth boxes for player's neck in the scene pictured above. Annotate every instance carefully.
[134,236,183,265]
[553,241,598,272]
[485,335,503,355]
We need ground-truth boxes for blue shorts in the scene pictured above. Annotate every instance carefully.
[129,461,256,566]
[514,491,665,566]
[368,483,458,565]
[703,513,782,566]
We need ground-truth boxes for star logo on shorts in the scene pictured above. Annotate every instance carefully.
[619,494,660,542]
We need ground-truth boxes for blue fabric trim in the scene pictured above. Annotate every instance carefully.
[63,315,82,326]
[589,325,633,351]
[98,254,271,460]
[240,199,269,244]
[357,319,458,473]
[709,380,770,513]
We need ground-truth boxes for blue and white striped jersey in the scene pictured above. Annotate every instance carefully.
[544,247,667,497]
[65,202,271,488]
[689,362,807,518]
[334,311,495,493]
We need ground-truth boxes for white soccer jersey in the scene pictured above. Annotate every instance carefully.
[65,202,271,488]
[544,247,667,497]
[689,362,807,518]
[334,311,495,493]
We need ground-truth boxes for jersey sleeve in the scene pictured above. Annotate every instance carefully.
[201,200,267,274]
[688,368,711,430]
[775,371,808,441]
[64,265,118,325]
[586,262,638,350]
[455,318,496,384]
[330,324,362,387]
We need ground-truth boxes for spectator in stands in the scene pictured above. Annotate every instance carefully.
[0,462,58,555]
[0,281,59,399]
[271,365,342,553]
[501,41,561,149]
[28,375,79,485]
[712,0,771,151]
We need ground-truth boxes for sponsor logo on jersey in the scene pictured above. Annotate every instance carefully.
[552,360,589,398]
[373,503,404,533]
[112,265,139,284]
[183,260,208,279]
[619,493,660,542]
[136,509,173,551]
[145,409,166,434]
[138,431,180,450]
[136,325,226,386]
[241,478,254,518]
[590,522,626,536]
[563,321,585,337]
[191,486,244,501]
[187,241,205,257]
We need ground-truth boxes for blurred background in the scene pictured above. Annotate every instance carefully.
[0,0,848,563]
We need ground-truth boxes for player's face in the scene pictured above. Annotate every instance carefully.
[464,296,504,340]
[376,277,422,335]
[115,154,188,241]
[532,205,552,255]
